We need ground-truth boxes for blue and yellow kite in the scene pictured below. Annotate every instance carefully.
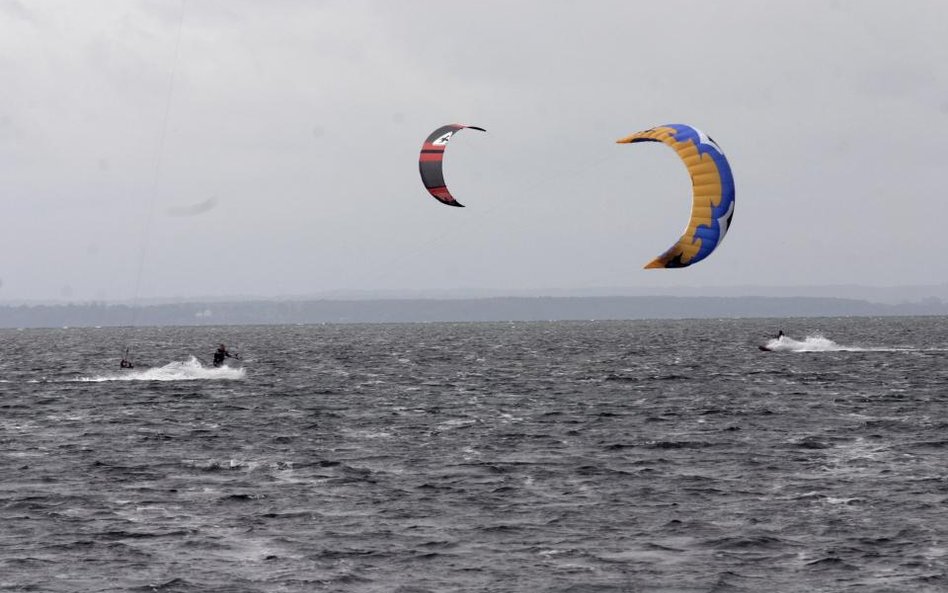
[618,124,735,268]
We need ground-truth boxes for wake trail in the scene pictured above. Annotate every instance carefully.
[760,334,943,353]
[77,356,246,382]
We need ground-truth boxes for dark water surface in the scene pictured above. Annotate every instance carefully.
[1,318,946,592]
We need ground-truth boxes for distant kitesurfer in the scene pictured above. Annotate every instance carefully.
[212,344,236,367]
[120,348,134,369]
[776,330,785,339]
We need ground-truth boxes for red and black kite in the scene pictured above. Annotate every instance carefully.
[418,124,486,207]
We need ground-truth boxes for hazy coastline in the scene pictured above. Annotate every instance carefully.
[1,294,945,328]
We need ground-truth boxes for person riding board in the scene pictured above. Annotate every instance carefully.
[212,344,238,367]
[120,348,134,369]
[776,330,785,339]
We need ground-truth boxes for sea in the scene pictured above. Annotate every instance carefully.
[0,317,946,593]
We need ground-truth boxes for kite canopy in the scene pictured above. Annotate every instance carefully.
[617,124,735,269]
[419,124,486,207]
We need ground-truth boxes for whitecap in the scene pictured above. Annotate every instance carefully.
[76,356,246,382]
[761,334,921,353]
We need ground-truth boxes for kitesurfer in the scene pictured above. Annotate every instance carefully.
[212,344,236,367]
[776,330,785,339]
[120,348,134,369]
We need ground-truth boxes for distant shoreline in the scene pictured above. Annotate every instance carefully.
[0,295,945,329]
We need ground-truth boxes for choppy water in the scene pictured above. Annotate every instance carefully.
[1,317,947,592]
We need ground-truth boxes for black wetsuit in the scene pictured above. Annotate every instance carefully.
[212,348,232,367]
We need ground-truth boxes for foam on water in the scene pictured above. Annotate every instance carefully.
[761,334,921,353]
[77,356,245,382]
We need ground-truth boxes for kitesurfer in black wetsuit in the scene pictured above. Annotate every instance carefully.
[212,344,236,367]
[120,348,134,369]
[776,330,785,339]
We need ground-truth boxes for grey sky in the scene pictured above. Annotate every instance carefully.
[2,0,946,302]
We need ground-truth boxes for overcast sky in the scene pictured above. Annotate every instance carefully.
[2,0,947,302]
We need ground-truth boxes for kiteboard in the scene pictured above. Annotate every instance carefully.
[758,345,773,352]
